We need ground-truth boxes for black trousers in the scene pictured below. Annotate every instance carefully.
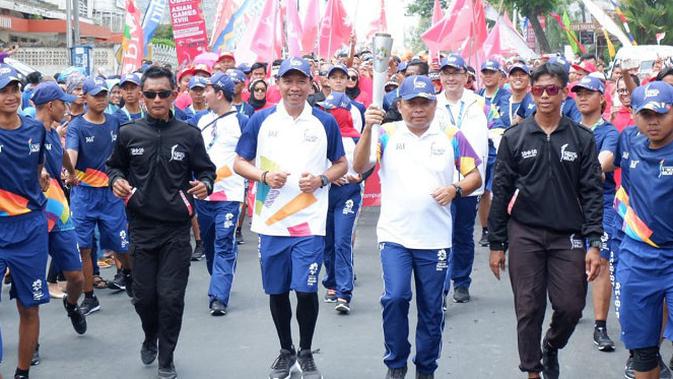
[507,218,588,373]
[130,221,191,368]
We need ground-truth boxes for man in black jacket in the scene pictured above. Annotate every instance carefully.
[106,66,216,379]
[487,63,603,379]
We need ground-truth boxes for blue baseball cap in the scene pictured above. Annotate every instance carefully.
[208,72,235,98]
[318,91,351,110]
[548,56,570,74]
[327,64,348,77]
[225,69,246,84]
[188,76,209,90]
[481,59,501,72]
[278,57,312,78]
[397,61,408,73]
[119,73,141,87]
[440,54,466,71]
[237,63,252,74]
[631,81,673,114]
[398,75,436,101]
[571,76,605,94]
[0,64,20,90]
[508,63,531,76]
[31,81,77,106]
[82,77,108,96]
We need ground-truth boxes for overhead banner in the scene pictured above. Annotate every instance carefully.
[169,0,209,67]
[142,0,167,57]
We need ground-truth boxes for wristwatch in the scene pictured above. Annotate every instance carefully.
[319,175,329,188]
[589,239,602,249]
[452,183,463,198]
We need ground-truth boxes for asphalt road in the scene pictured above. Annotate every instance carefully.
[0,207,670,378]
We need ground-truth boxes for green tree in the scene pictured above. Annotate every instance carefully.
[621,0,673,45]
[406,0,447,19]
[501,0,561,53]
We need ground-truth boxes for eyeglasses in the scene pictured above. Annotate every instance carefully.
[348,76,358,81]
[531,85,562,97]
[142,90,172,99]
[617,88,629,95]
[439,70,466,77]
[254,87,266,93]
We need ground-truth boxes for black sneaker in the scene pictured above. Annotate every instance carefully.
[335,299,350,314]
[191,240,205,261]
[236,228,245,245]
[269,348,297,379]
[385,366,408,379]
[453,287,470,303]
[80,296,101,316]
[593,326,615,352]
[478,229,489,247]
[158,363,177,379]
[31,343,40,366]
[210,300,227,316]
[296,349,322,379]
[416,370,434,379]
[108,270,126,291]
[542,340,559,379]
[141,338,158,365]
[661,357,673,379]
[124,271,133,298]
[624,355,635,379]
[323,289,337,303]
[442,296,447,312]
[63,296,87,335]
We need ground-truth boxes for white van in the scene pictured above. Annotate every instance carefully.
[614,45,673,78]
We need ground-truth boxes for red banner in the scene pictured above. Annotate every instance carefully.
[363,165,381,207]
[169,0,209,67]
[121,0,143,74]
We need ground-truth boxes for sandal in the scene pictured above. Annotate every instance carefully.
[93,275,108,289]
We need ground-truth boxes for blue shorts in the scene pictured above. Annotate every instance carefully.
[0,212,49,307]
[49,230,82,272]
[258,235,324,294]
[599,207,617,260]
[70,186,129,252]
[484,146,497,192]
[616,237,673,349]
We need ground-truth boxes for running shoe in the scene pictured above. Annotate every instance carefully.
[296,349,322,379]
[31,343,40,366]
[453,287,470,303]
[323,289,337,303]
[236,228,245,245]
[158,363,178,379]
[141,338,158,365]
[108,270,126,291]
[593,326,615,352]
[335,299,350,314]
[385,366,407,379]
[624,355,635,379]
[661,357,673,379]
[80,296,101,316]
[191,240,205,261]
[63,296,87,335]
[210,300,227,316]
[478,229,489,247]
[269,348,297,379]
[542,340,559,379]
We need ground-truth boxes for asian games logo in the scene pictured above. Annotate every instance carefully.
[120,230,129,249]
[224,213,235,229]
[32,279,44,300]
[436,249,448,271]
[342,199,354,215]
[307,262,319,286]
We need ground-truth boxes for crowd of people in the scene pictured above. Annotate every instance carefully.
[0,40,672,379]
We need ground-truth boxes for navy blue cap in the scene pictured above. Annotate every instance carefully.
[548,56,570,74]
[631,81,673,114]
[508,63,531,76]
[399,75,436,101]
[440,54,466,71]
[237,63,252,74]
[82,77,108,96]
[225,69,246,83]
[278,57,312,78]
[318,91,351,110]
[208,72,235,98]
[31,81,77,105]
[327,64,348,77]
[119,73,141,87]
[571,76,605,94]
[188,76,209,90]
[0,64,20,90]
[480,59,501,72]
[397,61,408,73]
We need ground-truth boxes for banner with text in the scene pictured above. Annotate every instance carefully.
[169,0,209,67]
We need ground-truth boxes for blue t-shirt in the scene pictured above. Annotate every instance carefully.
[614,127,673,249]
[113,106,144,124]
[479,87,511,124]
[65,114,120,188]
[591,119,619,208]
[235,102,255,118]
[0,115,46,217]
[183,106,209,127]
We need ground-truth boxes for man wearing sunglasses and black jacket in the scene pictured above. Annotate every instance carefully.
[106,66,216,379]
[487,62,604,379]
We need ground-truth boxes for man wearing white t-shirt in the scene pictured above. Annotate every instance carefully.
[196,72,248,316]
[353,75,482,379]
[234,57,347,379]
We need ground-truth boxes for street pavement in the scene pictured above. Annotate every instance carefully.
[1,207,670,378]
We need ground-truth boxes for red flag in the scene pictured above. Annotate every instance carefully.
[210,0,237,47]
[301,0,320,55]
[366,0,387,40]
[317,0,353,59]
[657,32,666,44]
[286,0,304,56]
[428,0,444,65]
[250,0,282,64]
[121,0,144,74]
[421,0,485,62]
[483,15,537,60]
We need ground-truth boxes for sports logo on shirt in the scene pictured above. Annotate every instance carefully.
[0,144,3,153]
[224,212,235,229]
[569,233,584,249]
[31,279,44,301]
[660,160,673,177]
[430,142,446,156]
[436,249,448,271]
[307,262,319,286]
[27,139,40,154]
[343,199,354,215]
[630,160,639,169]
[130,147,144,156]
[45,143,52,151]
[303,130,318,143]
[521,149,537,159]
[560,144,577,162]
[110,131,117,142]
[169,144,185,161]
[85,136,95,143]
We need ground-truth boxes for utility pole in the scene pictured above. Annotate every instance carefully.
[73,0,81,45]
[66,0,72,55]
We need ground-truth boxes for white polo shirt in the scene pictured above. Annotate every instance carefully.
[236,101,345,237]
[376,121,481,249]
[198,110,246,203]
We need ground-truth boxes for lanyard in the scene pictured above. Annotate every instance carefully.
[508,100,521,124]
[589,118,605,131]
[122,106,143,121]
[445,101,465,129]
[201,110,237,151]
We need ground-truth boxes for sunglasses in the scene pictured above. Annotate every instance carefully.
[254,87,266,92]
[531,85,562,97]
[348,75,358,81]
[142,90,172,99]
